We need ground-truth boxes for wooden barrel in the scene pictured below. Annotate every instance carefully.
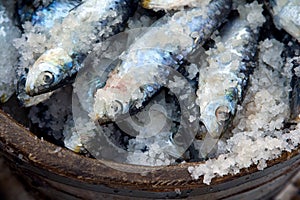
[0,109,299,199]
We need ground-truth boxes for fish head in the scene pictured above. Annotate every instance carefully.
[201,103,230,139]
[25,48,73,96]
[92,87,132,124]
[200,90,238,139]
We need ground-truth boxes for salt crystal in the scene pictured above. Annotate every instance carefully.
[237,1,266,30]
[0,2,21,102]
[189,37,300,184]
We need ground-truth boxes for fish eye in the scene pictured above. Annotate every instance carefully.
[111,100,123,115]
[42,71,54,85]
[215,106,230,122]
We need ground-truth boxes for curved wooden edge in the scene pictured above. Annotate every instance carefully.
[0,109,299,192]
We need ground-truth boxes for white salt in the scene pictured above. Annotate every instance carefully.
[28,86,73,140]
[188,38,300,185]
[0,2,21,102]
[237,1,266,31]
[270,0,300,42]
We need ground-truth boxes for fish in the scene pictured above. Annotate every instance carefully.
[0,1,21,103]
[266,0,300,42]
[92,0,232,124]
[196,11,260,156]
[92,0,232,122]
[23,0,137,97]
[89,0,232,158]
[141,0,202,11]
[16,0,82,106]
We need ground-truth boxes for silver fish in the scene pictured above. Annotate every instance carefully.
[92,0,232,122]
[23,0,136,97]
[16,0,82,106]
[266,0,300,42]
[196,15,259,157]
[89,0,232,158]
[0,1,21,103]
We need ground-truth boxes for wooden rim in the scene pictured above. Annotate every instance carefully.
[0,109,299,193]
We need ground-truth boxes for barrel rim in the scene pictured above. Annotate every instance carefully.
[0,109,299,193]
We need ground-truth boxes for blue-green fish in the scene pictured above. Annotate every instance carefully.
[196,1,265,157]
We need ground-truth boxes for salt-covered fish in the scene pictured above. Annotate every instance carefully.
[196,2,265,156]
[0,1,21,103]
[92,0,232,123]
[16,0,82,106]
[23,0,137,96]
[266,0,300,42]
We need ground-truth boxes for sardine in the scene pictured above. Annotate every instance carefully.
[196,12,259,156]
[92,0,232,123]
[16,0,82,106]
[266,0,300,42]
[0,1,21,103]
[89,0,232,158]
[23,0,137,97]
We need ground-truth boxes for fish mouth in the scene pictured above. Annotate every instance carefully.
[24,81,42,96]
[197,117,226,158]
[205,121,224,139]
[25,86,44,97]
[24,82,35,96]
[25,73,76,96]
